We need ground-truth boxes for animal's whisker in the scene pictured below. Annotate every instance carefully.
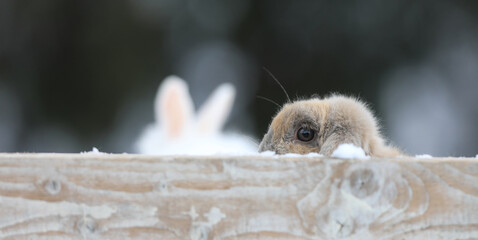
[262,67,291,103]
[256,95,281,108]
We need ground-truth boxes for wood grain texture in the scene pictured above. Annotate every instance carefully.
[0,153,478,240]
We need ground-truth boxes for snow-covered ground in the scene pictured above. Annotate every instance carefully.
[331,143,369,159]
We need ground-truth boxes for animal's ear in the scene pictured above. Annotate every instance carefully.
[155,75,194,139]
[258,128,274,152]
[196,83,236,135]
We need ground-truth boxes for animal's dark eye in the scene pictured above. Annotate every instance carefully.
[297,127,315,142]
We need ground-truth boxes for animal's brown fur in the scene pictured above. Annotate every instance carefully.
[258,95,402,157]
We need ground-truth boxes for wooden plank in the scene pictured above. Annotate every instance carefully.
[0,153,477,240]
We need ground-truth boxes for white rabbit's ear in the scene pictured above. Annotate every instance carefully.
[196,83,236,135]
[155,75,194,139]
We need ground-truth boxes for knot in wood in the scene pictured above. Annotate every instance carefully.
[156,181,168,193]
[348,168,379,199]
[190,224,209,240]
[77,216,99,236]
[44,179,61,195]
[329,214,355,238]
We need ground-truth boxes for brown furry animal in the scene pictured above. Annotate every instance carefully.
[258,95,401,157]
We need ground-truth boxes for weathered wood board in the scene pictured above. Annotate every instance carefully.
[0,153,478,240]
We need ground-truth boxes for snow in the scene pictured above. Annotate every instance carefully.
[305,152,323,157]
[257,151,323,158]
[282,152,324,158]
[81,147,106,155]
[331,143,369,159]
[259,151,276,156]
[204,207,226,225]
[282,153,302,157]
[415,154,433,158]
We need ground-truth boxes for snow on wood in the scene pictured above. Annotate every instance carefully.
[0,153,478,239]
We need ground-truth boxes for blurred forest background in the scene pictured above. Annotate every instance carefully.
[1,0,478,156]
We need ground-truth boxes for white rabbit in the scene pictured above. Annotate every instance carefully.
[135,75,258,155]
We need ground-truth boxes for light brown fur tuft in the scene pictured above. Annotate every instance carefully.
[259,95,402,157]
